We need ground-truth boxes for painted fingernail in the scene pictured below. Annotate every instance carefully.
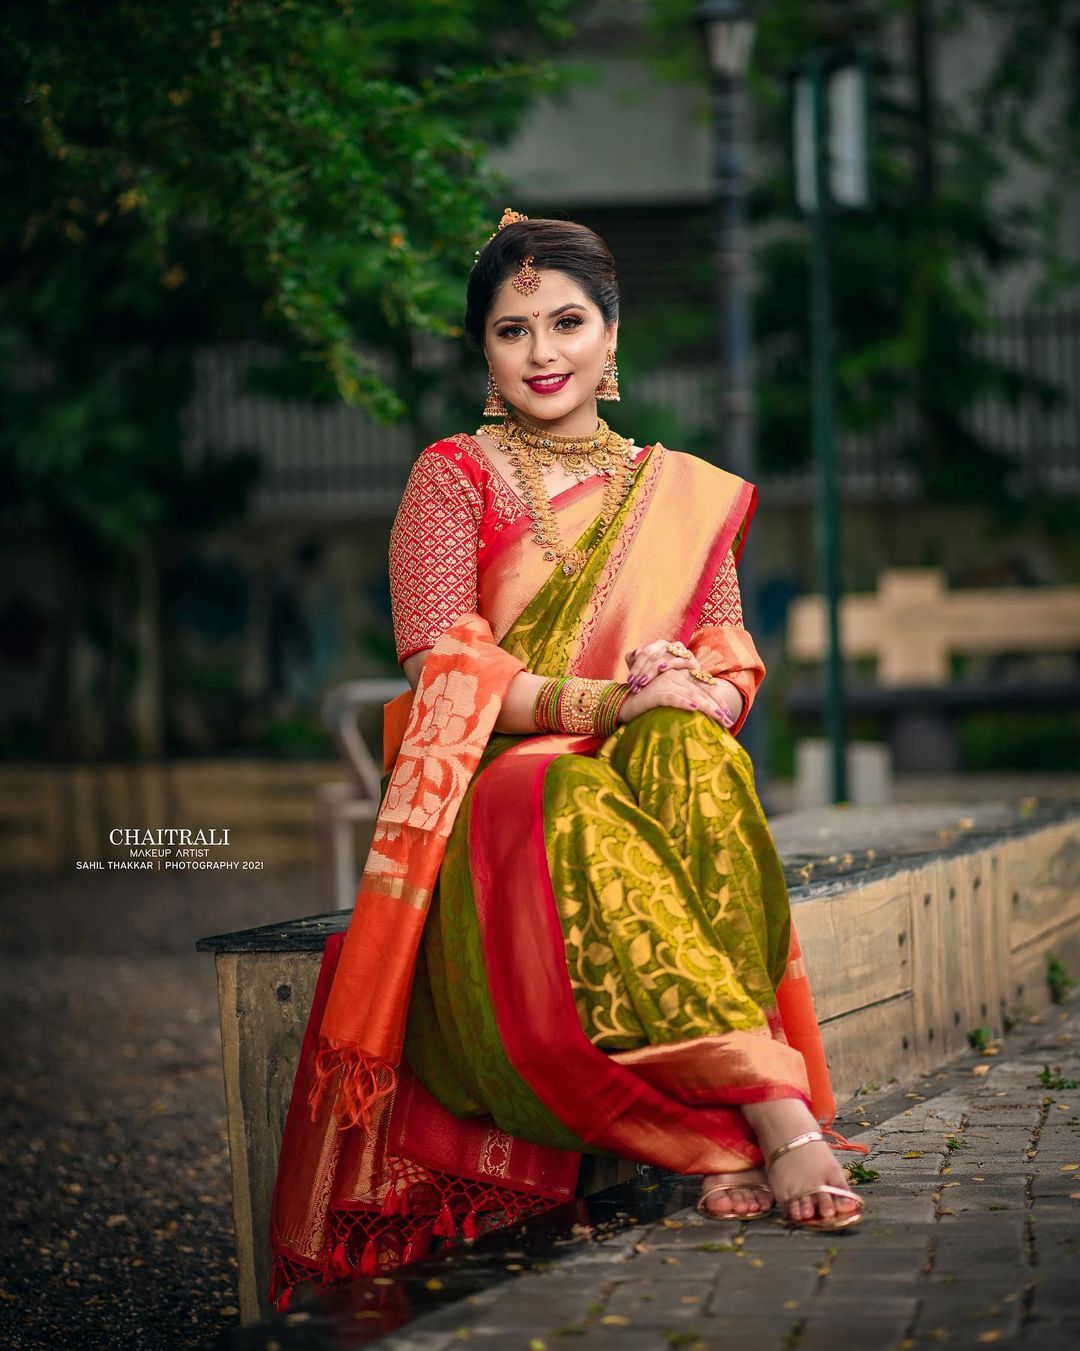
[658,663,668,672]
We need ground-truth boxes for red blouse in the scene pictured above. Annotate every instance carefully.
[388,433,745,665]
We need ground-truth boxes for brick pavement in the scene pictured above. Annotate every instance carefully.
[353,1003,1080,1351]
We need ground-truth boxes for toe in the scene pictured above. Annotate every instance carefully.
[706,1193,734,1217]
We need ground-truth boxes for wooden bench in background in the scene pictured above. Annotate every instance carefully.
[786,568,1080,772]
[198,799,1080,1322]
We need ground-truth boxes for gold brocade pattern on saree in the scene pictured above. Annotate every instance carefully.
[544,708,789,1047]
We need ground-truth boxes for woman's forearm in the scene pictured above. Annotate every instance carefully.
[401,649,547,734]
[401,651,744,735]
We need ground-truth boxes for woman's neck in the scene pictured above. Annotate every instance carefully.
[507,398,601,439]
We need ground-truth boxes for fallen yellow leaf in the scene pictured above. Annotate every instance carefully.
[972,1065,991,1076]
[1060,1163,1079,1172]
[903,1151,924,1159]
[600,1315,630,1326]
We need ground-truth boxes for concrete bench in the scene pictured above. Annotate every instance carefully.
[786,569,1080,772]
[197,797,1080,1323]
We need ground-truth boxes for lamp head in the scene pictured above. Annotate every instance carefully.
[694,0,755,78]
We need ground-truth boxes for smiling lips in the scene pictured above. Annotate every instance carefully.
[524,372,571,394]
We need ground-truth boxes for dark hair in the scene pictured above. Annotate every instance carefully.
[464,218,620,350]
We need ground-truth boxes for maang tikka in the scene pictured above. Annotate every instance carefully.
[488,206,542,296]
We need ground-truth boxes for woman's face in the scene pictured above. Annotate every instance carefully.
[483,268,616,428]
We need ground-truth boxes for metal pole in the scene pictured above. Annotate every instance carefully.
[710,63,766,783]
[808,59,847,802]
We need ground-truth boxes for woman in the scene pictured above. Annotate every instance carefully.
[269,211,864,1308]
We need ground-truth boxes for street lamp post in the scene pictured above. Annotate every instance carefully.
[695,1,764,780]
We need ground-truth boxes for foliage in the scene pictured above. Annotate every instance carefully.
[1046,954,1077,1005]
[1038,1062,1078,1090]
[639,0,1079,509]
[0,0,576,754]
[1,0,573,542]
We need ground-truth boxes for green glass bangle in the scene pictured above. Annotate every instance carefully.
[533,676,566,733]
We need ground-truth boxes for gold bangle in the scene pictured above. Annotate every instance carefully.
[559,677,607,734]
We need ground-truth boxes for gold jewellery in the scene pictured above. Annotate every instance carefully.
[486,411,636,577]
[487,206,541,295]
[533,675,632,738]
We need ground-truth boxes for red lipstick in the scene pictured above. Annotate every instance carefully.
[524,373,571,395]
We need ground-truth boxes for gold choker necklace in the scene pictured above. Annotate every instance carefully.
[485,414,637,576]
[502,411,632,476]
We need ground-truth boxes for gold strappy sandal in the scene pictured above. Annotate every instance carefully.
[766,1131,865,1233]
[695,1180,774,1223]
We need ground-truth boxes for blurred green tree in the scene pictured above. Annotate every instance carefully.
[0,0,574,756]
[642,0,1079,510]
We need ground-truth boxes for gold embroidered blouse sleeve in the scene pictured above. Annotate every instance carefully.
[389,450,483,665]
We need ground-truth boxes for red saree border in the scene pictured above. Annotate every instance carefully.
[466,738,822,1175]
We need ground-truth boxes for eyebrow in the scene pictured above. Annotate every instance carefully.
[491,302,587,326]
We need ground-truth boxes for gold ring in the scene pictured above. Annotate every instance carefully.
[689,668,719,686]
[666,641,692,659]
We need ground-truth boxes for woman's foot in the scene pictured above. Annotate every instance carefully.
[697,1168,773,1219]
[743,1100,861,1226]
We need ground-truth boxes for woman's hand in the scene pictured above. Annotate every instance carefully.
[623,638,698,692]
[617,667,735,727]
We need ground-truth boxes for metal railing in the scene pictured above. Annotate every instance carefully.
[182,313,1080,516]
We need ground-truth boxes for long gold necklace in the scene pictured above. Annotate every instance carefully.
[486,414,637,577]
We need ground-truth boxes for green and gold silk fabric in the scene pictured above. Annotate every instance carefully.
[403,468,791,1149]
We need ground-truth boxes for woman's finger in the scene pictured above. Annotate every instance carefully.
[628,655,696,693]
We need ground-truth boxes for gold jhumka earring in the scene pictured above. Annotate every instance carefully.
[483,367,507,418]
[596,348,620,401]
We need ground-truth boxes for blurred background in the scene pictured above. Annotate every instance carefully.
[2,0,1079,874]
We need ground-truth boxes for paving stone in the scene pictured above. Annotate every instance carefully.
[708,1262,822,1306]
[914,1277,1029,1336]
[464,1274,619,1333]
[1028,1276,1080,1313]
[825,1245,930,1280]
[1016,1324,1080,1351]
[796,1311,916,1351]
[672,1315,802,1351]
[852,1193,938,1223]
[603,1276,711,1323]
[934,1182,1028,1212]
[868,1132,957,1152]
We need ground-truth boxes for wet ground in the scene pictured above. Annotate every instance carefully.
[0,868,316,1350]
